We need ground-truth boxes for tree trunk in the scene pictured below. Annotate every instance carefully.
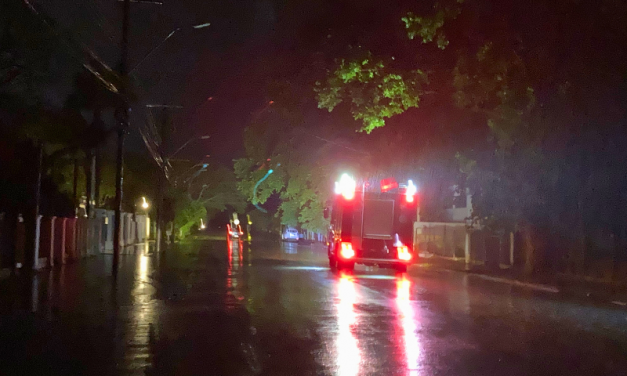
[85,150,96,217]
[522,228,535,276]
[520,222,543,276]
[24,143,43,271]
[611,224,625,281]
[94,148,101,208]
[576,150,590,275]
[72,158,79,213]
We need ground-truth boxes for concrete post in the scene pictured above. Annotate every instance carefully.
[466,188,472,217]
[509,231,515,266]
[465,232,471,264]
[33,215,42,270]
[58,217,67,264]
[465,188,473,265]
[65,218,76,261]
[49,216,56,267]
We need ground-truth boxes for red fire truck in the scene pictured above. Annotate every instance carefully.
[325,174,418,272]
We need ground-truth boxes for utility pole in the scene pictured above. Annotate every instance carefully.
[156,107,171,253]
[25,144,43,271]
[113,0,131,272]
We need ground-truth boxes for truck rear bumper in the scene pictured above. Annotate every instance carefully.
[350,257,412,265]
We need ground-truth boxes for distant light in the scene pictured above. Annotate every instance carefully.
[193,22,211,29]
[269,100,274,104]
[335,173,356,200]
[234,219,240,225]
[202,163,208,168]
[200,218,206,229]
[141,196,149,209]
[200,135,211,139]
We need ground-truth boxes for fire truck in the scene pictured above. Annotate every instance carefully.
[325,174,417,272]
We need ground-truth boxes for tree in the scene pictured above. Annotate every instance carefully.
[168,162,247,239]
[315,52,428,133]
[234,97,337,233]
[314,0,627,276]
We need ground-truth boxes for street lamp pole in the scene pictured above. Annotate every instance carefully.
[113,0,131,272]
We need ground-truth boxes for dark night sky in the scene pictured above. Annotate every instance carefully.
[30,0,426,164]
[32,0,278,163]
[32,0,624,168]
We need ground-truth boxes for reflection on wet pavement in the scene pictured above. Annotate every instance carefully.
[396,276,420,376]
[122,243,162,373]
[336,271,361,376]
[1,238,626,376]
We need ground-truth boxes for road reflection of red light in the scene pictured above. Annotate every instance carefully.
[227,239,233,271]
[396,276,420,375]
[226,238,245,309]
[337,272,360,376]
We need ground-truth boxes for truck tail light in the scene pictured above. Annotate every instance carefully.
[340,242,355,259]
[397,245,412,261]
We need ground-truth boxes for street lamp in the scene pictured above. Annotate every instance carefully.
[141,196,149,210]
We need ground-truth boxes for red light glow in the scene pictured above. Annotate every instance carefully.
[396,276,420,374]
[381,178,399,192]
[397,245,412,261]
[340,242,355,259]
[337,272,360,376]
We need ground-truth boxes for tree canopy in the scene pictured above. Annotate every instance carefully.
[308,0,627,272]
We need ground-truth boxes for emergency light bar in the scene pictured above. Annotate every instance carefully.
[334,173,356,200]
[380,178,398,192]
[405,180,417,203]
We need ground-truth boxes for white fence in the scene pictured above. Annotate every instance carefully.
[31,210,149,269]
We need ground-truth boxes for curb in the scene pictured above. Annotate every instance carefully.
[412,259,627,308]
[472,273,560,293]
[410,263,560,293]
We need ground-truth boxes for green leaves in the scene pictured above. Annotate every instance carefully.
[315,53,427,133]
[169,163,246,239]
[173,194,207,239]
[235,94,333,232]
[401,0,463,49]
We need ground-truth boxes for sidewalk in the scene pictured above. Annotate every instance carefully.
[411,252,627,307]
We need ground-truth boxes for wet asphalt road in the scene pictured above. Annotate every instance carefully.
[1,237,627,376]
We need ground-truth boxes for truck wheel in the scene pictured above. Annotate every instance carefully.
[395,263,407,273]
